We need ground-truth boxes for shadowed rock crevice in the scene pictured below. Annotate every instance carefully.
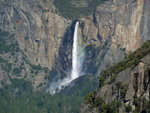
[48,21,78,81]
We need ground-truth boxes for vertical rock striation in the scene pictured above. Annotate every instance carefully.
[0,0,71,70]
[78,0,150,74]
[0,0,149,91]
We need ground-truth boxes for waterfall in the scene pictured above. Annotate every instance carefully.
[71,22,79,79]
[47,22,84,94]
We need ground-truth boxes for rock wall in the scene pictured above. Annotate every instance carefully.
[0,0,72,89]
[0,0,149,90]
[78,0,150,74]
[0,0,71,70]
[80,54,150,113]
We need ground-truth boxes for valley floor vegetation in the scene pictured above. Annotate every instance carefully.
[0,74,98,113]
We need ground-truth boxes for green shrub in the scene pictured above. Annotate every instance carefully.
[0,29,20,53]
[0,29,9,36]
[84,92,93,105]
[107,75,116,84]
[100,100,118,113]
[132,107,139,113]
[94,96,104,107]
[0,57,5,63]
[13,67,24,76]
[84,93,120,113]
[116,81,122,89]
[133,94,138,106]
[120,84,128,99]
[125,104,132,113]
[0,57,12,73]
[146,101,150,113]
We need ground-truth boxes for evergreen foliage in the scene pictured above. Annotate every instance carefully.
[146,101,150,113]
[99,41,150,87]
[0,74,98,113]
[0,29,19,53]
[125,104,132,113]
[54,0,108,19]
[84,94,119,113]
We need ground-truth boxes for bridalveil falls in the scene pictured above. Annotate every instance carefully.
[71,22,80,79]
[47,22,84,94]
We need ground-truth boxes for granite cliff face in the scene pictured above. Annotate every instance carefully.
[0,0,71,89]
[0,0,150,91]
[78,0,150,74]
[0,0,71,70]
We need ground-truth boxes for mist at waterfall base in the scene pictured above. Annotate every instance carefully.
[46,22,85,95]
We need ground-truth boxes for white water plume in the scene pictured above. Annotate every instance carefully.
[46,22,84,95]
[71,22,80,79]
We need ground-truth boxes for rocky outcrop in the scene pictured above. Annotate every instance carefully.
[80,54,150,113]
